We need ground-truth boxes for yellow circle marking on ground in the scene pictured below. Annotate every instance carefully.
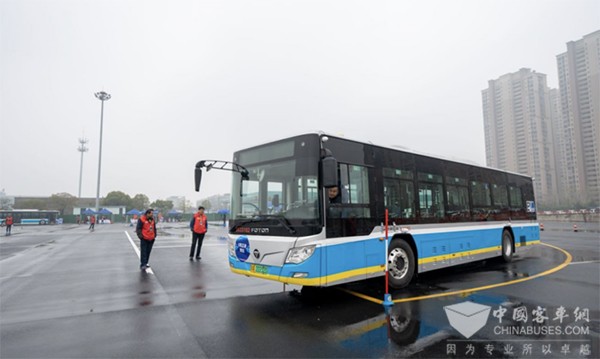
[340,242,572,305]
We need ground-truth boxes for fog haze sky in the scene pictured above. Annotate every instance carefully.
[1,0,599,204]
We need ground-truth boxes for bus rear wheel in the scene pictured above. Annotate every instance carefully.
[388,239,415,289]
[501,230,514,262]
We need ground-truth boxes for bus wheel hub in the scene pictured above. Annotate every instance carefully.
[389,248,409,279]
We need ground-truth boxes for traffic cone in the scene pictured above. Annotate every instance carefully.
[540,223,544,231]
[573,224,578,232]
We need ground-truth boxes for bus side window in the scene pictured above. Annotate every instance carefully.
[418,172,445,222]
[383,167,415,223]
[471,180,492,220]
[445,176,469,221]
[327,164,372,238]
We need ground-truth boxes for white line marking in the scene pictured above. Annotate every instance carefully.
[125,231,154,275]
[125,231,140,257]
[568,260,600,265]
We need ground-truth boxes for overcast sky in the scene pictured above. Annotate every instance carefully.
[1,0,598,204]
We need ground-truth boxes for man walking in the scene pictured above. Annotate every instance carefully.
[189,206,208,261]
[5,215,13,236]
[88,215,96,231]
[136,208,157,270]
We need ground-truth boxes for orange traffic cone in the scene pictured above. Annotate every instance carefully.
[573,224,578,232]
[540,223,544,231]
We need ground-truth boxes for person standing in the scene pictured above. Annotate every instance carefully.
[189,206,208,261]
[136,208,157,270]
[5,215,13,236]
[88,215,96,231]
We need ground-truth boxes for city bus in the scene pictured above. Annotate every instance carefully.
[194,133,540,289]
[0,210,60,225]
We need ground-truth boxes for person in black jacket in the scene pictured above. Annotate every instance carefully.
[136,209,157,270]
[189,206,208,261]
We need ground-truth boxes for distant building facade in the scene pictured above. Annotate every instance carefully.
[197,193,231,213]
[482,30,600,209]
[167,196,188,212]
[482,68,558,207]
[555,30,600,206]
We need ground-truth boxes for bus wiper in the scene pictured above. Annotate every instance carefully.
[231,218,264,232]
[231,215,296,235]
[260,215,297,235]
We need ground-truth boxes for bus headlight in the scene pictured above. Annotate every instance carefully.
[285,245,316,264]
[228,242,235,257]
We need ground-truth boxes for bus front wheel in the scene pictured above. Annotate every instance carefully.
[501,230,514,263]
[388,239,415,289]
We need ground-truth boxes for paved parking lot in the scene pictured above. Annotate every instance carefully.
[0,221,598,358]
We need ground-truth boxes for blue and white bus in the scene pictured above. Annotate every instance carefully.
[195,133,540,288]
[0,210,60,225]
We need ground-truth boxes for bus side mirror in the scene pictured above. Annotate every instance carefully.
[195,168,202,192]
[321,156,338,188]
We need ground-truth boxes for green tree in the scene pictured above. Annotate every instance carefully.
[150,199,174,214]
[0,197,12,210]
[14,199,47,210]
[103,191,132,208]
[131,194,150,211]
[47,192,78,215]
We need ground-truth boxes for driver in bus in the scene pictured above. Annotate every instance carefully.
[328,186,342,204]
[327,185,355,237]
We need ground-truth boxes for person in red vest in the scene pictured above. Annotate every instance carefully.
[5,215,13,236]
[136,208,157,270]
[189,206,208,261]
[88,215,96,231]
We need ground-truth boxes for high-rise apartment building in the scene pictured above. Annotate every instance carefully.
[482,68,558,207]
[555,30,600,206]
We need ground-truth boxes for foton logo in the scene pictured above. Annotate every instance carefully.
[444,301,491,339]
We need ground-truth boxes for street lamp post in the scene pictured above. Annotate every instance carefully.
[77,138,89,198]
[94,91,111,213]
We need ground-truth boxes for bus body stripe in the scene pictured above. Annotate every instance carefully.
[417,240,540,264]
[228,223,540,287]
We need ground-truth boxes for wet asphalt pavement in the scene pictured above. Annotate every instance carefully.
[0,221,598,358]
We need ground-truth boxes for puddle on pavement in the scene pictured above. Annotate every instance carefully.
[192,285,207,299]
[137,271,155,307]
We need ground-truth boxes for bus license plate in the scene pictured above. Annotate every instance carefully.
[251,264,268,275]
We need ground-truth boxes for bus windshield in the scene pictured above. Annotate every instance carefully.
[230,136,322,237]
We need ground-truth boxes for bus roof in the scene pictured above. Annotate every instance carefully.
[319,132,532,179]
[238,132,533,180]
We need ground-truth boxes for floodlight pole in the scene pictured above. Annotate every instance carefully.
[77,138,89,198]
[94,91,111,213]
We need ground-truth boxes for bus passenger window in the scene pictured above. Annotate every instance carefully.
[492,184,509,207]
[509,186,523,207]
[471,181,491,220]
[347,165,369,204]
[418,172,445,221]
[383,167,415,223]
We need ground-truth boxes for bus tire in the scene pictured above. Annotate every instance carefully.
[388,239,415,289]
[501,230,514,262]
